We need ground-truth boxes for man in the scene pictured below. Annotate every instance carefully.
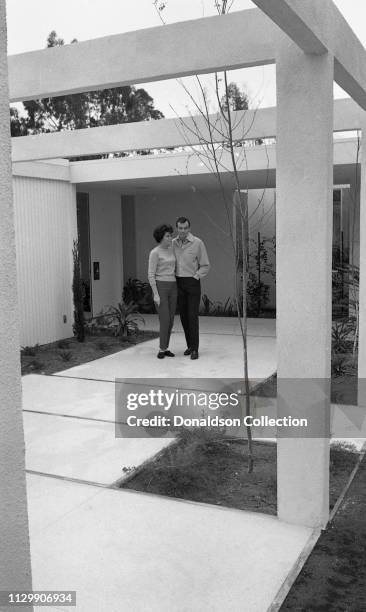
[172,217,210,360]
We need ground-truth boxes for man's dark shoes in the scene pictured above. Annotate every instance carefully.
[190,350,199,360]
[157,351,165,359]
[184,348,192,356]
[164,350,175,357]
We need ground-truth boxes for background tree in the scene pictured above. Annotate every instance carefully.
[10,30,164,138]
[221,82,249,112]
[10,107,28,136]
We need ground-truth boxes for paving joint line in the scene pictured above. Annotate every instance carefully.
[26,469,115,489]
[49,374,116,383]
[23,408,117,424]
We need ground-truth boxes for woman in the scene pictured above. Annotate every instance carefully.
[148,224,177,359]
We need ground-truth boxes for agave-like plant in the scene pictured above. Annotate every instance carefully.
[103,299,145,338]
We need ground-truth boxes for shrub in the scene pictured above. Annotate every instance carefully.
[123,278,155,313]
[28,359,45,371]
[104,299,145,337]
[96,340,109,351]
[331,355,352,378]
[332,320,356,354]
[88,299,145,339]
[199,295,238,317]
[57,339,70,349]
[21,344,40,356]
[58,350,73,362]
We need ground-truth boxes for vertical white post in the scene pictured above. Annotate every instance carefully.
[0,0,33,601]
[276,36,333,528]
[358,121,366,406]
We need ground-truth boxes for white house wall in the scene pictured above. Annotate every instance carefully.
[134,188,276,307]
[86,188,123,316]
[13,176,77,346]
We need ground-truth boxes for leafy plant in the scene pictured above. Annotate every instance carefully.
[57,339,70,349]
[331,355,353,378]
[96,340,109,351]
[332,320,356,354]
[122,466,137,475]
[72,239,85,342]
[247,235,276,316]
[58,350,73,362]
[200,294,214,315]
[123,278,155,314]
[214,297,238,317]
[27,359,45,372]
[100,299,145,338]
[200,295,238,317]
[332,252,359,319]
[21,344,40,356]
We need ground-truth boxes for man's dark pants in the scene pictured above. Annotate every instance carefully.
[176,277,201,351]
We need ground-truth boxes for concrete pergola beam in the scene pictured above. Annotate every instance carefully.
[11,98,362,163]
[8,9,276,102]
[8,1,366,112]
[10,108,276,162]
[252,0,366,110]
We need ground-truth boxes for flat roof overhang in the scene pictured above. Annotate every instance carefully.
[73,166,355,195]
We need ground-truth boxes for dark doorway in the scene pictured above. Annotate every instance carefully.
[76,192,92,316]
[332,187,350,320]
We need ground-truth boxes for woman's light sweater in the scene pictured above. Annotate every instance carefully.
[148,246,176,294]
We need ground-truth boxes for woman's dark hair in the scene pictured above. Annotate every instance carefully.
[153,224,174,243]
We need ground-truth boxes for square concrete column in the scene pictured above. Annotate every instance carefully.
[276,37,333,528]
[358,120,366,405]
[0,0,33,603]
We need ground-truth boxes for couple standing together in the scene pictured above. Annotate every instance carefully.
[148,217,210,360]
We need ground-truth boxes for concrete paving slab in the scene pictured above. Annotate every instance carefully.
[21,317,305,612]
[143,315,276,337]
[22,374,116,421]
[29,484,312,612]
[55,333,276,381]
[24,411,170,484]
[26,472,105,537]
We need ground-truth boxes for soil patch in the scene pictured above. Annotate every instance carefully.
[120,433,358,515]
[21,331,159,376]
[281,454,366,612]
[253,369,357,406]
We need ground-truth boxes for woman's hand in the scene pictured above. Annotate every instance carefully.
[154,293,160,307]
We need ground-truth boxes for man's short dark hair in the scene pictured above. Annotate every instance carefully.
[153,223,174,243]
[176,217,191,227]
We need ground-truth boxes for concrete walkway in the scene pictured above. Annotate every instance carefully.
[54,316,277,381]
[22,318,315,611]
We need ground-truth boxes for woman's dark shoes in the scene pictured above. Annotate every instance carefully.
[164,350,175,357]
[157,351,166,359]
[190,350,199,360]
[184,348,192,356]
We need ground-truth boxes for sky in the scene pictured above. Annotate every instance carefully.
[5,0,366,117]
